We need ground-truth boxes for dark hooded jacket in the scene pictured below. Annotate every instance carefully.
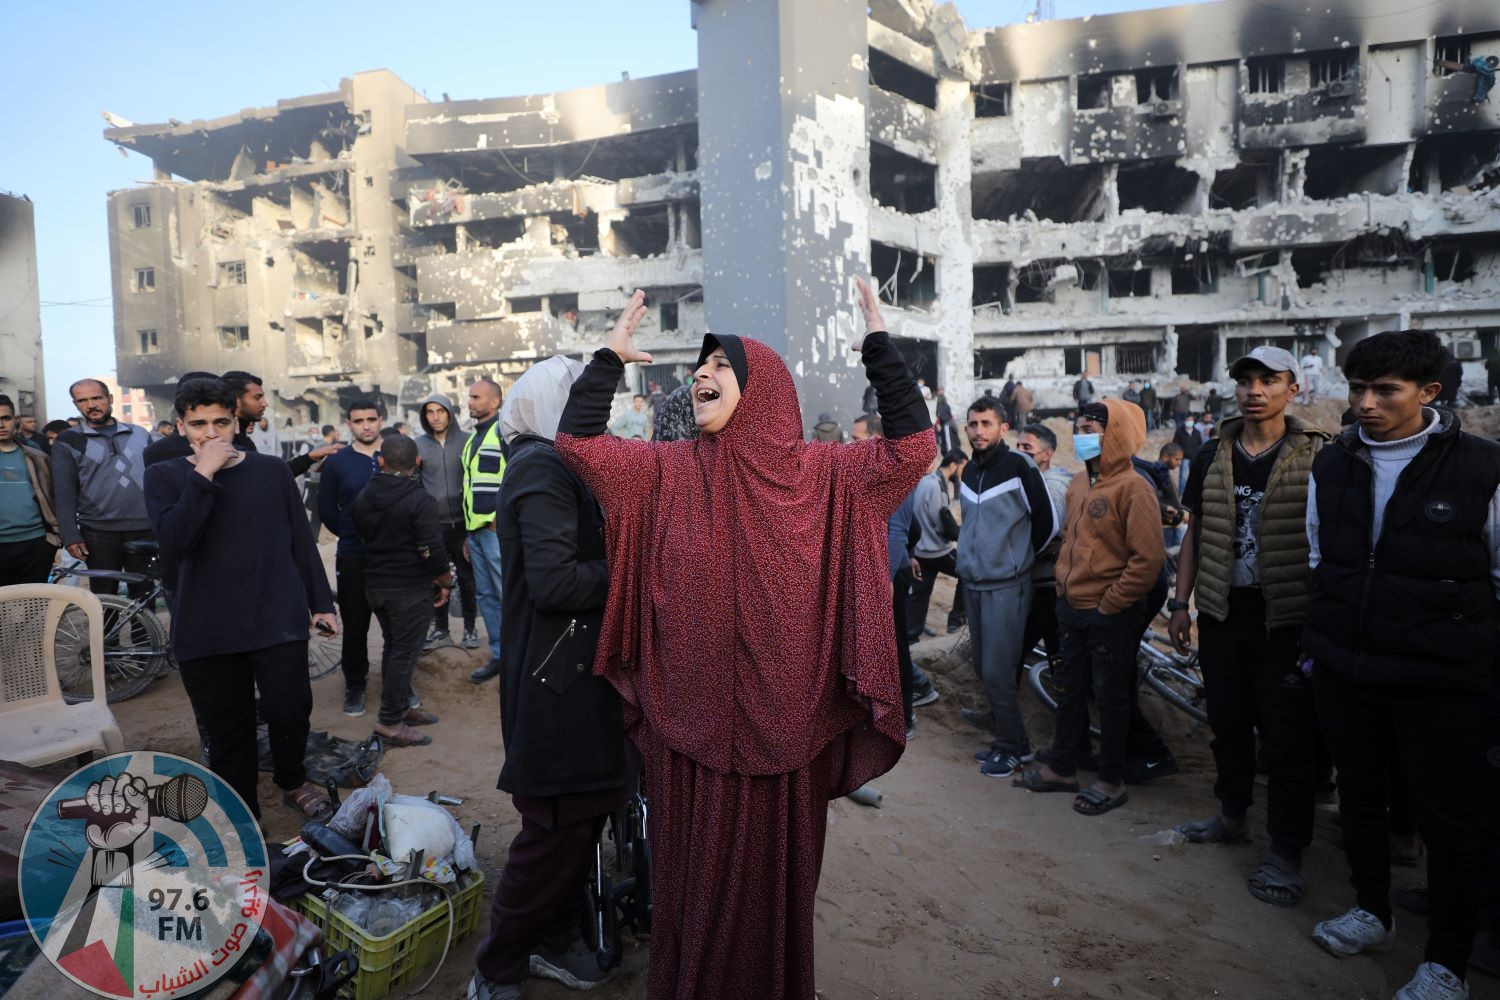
[352,471,449,590]
[415,393,471,524]
[496,434,627,798]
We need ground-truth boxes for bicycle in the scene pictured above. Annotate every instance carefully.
[1026,619,1208,736]
[48,539,172,704]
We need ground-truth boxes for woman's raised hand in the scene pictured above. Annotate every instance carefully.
[853,277,886,353]
[607,289,653,364]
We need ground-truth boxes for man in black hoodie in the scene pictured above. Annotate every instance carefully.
[353,435,452,748]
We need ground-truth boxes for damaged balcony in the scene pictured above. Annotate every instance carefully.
[407,172,699,228]
[105,87,359,183]
[403,72,698,157]
[868,87,938,162]
[1240,50,1366,149]
[1070,67,1187,163]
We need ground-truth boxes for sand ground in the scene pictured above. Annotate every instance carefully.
[101,566,1497,1000]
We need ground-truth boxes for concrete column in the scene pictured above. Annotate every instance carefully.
[933,77,976,412]
[695,0,871,427]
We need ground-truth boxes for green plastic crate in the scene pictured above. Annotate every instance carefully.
[292,870,484,1000]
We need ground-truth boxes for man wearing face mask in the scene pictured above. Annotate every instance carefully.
[1013,401,1164,816]
[955,396,1056,778]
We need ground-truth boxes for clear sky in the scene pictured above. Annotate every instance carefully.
[0,0,1191,417]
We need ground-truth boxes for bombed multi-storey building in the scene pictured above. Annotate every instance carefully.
[1,192,46,421]
[104,0,1500,425]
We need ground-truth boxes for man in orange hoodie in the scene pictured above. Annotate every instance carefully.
[1013,399,1165,815]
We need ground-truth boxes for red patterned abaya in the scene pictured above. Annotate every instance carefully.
[556,332,934,998]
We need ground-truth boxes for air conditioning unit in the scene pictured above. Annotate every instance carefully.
[1151,100,1181,119]
[1454,339,1481,360]
[1326,80,1356,99]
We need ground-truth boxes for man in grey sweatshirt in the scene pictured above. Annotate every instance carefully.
[51,378,153,596]
[907,449,967,640]
[416,393,478,649]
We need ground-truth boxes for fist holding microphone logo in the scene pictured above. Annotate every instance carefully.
[19,754,269,998]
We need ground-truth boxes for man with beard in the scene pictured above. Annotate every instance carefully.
[51,378,153,596]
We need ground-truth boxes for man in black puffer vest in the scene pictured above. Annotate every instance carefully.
[1304,330,1500,1000]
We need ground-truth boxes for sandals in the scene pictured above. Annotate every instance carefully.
[376,725,433,748]
[1179,815,1251,844]
[402,709,439,726]
[1073,787,1129,816]
[282,782,334,822]
[1247,856,1306,907]
[1012,768,1081,793]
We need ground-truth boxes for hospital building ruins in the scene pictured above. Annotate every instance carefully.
[104,0,1500,425]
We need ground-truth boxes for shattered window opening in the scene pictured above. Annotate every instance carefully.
[131,204,152,229]
[974,83,1012,118]
[870,143,938,214]
[871,241,937,312]
[1247,57,1284,95]
[1171,257,1218,294]
[1309,50,1358,88]
[220,260,246,286]
[218,325,250,351]
[1107,266,1151,298]
[973,159,1107,223]
[972,264,1013,313]
[1117,159,1202,215]
[1435,37,1473,76]
[137,329,159,356]
[974,347,1026,380]
[1114,342,1159,374]
[134,267,155,293]
[1077,74,1111,110]
[1135,67,1179,105]
[868,48,938,109]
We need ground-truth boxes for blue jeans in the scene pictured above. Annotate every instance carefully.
[469,527,503,660]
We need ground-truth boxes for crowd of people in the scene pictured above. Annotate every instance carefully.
[6,308,1499,998]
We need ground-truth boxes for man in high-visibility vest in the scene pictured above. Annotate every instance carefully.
[463,378,507,682]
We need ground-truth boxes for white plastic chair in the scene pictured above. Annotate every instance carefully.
[0,583,125,766]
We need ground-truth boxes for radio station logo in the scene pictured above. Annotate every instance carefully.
[18,752,269,998]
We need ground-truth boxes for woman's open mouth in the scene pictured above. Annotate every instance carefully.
[695,386,721,405]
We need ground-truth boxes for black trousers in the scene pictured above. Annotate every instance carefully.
[0,535,56,586]
[178,640,311,818]
[907,551,964,640]
[1197,589,1317,855]
[368,587,432,726]
[893,568,915,724]
[475,794,614,984]
[1022,582,1060,662]
[1314,666,1483,977]
[79,525,153,598]
[433,521,477,631]
[1052,597,1146,785]
[1480,664,1500,922]
[335,555,372,690]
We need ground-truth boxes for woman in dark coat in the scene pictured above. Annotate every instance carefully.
[471,356,630,999]
[556,281,935,999]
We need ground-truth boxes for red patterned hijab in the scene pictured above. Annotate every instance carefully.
[558,335,930,794]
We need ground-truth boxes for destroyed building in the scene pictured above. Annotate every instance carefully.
[104,0,1500,424]
[1,193,46,420]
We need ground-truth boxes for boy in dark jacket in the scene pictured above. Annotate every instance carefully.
[1304,331,1497,1000]
[353,435,451,748]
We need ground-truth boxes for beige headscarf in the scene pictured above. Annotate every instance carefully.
[499,355,586,443]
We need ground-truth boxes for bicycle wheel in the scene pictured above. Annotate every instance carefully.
[1141,658,1210,725]
[53,595,170,704]
[1027,657,1102,740]
[308,631,343,680]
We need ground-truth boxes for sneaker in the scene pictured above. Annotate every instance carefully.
[469,658,502,683]
[408,687,422,710]
[912,682,941,708]
[979,750,1023,778]
[974,742,1000,762]
[946,621,964,634]
[529,938,614,990]
[1123,753,1180,783]
[976,744,1036,764]
[468,972,525,1000]
[1312,906,1396,957]
[462,628,482,650]
[423,628,451,652]
[342,687,366,717]
[1394,962,1469,1000]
